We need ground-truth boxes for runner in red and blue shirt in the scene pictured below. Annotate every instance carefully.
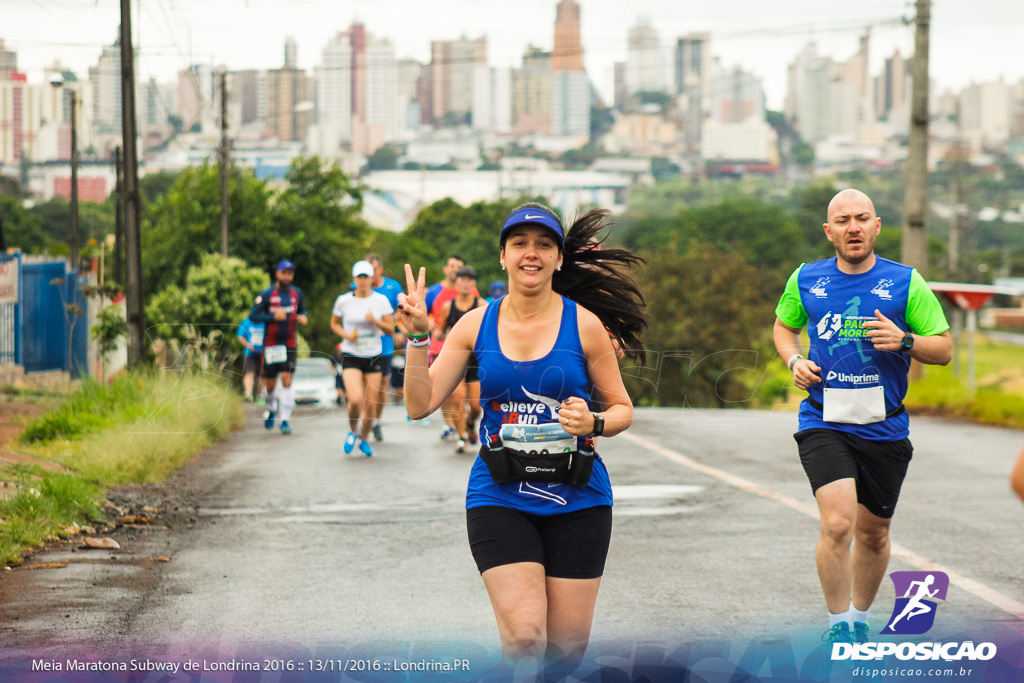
[249,260,308,434]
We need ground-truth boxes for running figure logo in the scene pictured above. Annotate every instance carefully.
[880,571,949,635]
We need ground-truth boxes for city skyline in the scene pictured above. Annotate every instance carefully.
[5,0,1024,109]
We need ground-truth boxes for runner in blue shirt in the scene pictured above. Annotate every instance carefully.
[396,203,649,677]
[773,189,951,646]
[236,317,265,402]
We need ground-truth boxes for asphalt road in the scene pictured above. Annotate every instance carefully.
[1,401,1022,673]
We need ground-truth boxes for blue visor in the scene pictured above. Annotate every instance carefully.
[277,259,295,272]
[500,208,564,249]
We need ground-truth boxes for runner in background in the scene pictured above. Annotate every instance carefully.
[364,253,405,441]
[426,255,479,441]
[249,260,308,435]
[332,260,395,457]
[485,280,507,304]
[438,267,485,453]
[236,316,265,402]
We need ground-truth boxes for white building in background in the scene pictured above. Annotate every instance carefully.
[625,19,669,96]
[785,43,832,143]
[550,70,589,139]
[472,66,513,134]
[396,59,425,139]
[88,37,122,135]
[961,78,1013,148]
[702,118,777,163]
[314,31,354,156]
[364,35,397,144]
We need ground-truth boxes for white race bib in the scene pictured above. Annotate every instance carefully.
[264,344,288,365]
[249,327,264,347]
[500,423,576,456]
[354,332,378,353]
[822,386,886,425]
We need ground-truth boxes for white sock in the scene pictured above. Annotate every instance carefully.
[266,390,278,412]
[829,609,852,628]
[850,603,870,624]
[279,386,295,421]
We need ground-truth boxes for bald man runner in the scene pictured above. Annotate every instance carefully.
[773,189,952,646]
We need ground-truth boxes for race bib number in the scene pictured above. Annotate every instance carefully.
[264,344,288,365]
[823,386,886,424]
[249,327,264,347]
[500,423,575,456]
[355,332,378,353]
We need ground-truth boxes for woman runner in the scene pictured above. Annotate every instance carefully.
[397,203,648,675]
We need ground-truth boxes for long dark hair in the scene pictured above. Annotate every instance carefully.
[503,202,649,363]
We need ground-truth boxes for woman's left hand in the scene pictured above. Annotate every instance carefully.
[558,396,595,436]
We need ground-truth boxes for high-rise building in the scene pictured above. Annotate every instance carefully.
[961,78,1013,147]
[430,35,487,124]
[396,58,425,137]
[710,66,763,124]
[513,46,552,134]
[786,43,832,143]
[675,32,711,151]
[230,69,264,127]
[177,64,217,132]
[875,49,909,120]
[266,65,311,143]
[552,0,583,73]
[0,72,26,163]
[0,39,16,80]
[89,36,123,134]
[362,35,397,150]
[626,19,667,95]
[318,30,355,151]
[284,37,298,69]
[550,71,590,138]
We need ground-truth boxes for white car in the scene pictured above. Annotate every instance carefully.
[287,357,338,406]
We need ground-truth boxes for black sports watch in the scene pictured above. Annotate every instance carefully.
[900,332,915,351]
[590,413,605,437]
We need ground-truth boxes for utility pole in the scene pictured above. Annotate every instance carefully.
[901,0,930,273]
[69,89,80,272]
[120,3,146,367]
[219,70,230,257]
[114,145,124,287]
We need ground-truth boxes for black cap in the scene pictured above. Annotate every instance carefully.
[456,266,478,280]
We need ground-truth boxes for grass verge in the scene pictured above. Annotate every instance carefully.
[0,370,244,566]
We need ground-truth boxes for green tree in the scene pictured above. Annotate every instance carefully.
[366,145,401,171]
[29,197,115,247]
[146,254,268,346]
[627,244,779,408]
[0,197,47,252]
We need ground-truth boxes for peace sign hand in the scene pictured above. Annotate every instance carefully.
[397,264,430,335]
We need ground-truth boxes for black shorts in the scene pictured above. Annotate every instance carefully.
[795,428,913,519]
[466,505,612,579]
[464,363,479,383]
[262,348,297,379]
[242,353,263,376]
[341,353,387,374]
[377,354,393,378]
[391,365,405,389]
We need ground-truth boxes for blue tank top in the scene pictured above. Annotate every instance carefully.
[466,295,614,514]
[797,257,914,440]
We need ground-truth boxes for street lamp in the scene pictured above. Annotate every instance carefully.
[49,72,79,272]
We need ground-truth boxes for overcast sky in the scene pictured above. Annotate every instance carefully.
[4,0,1023,109]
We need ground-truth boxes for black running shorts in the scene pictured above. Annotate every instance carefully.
[341,353,388,374]
[466,505,612,579]
[262,348,297,379]
[795,428,913,519]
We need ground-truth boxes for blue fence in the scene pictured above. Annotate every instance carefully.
[11,258,89,379]
[0,253,18,366]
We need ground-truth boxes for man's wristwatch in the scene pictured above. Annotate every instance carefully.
[900,332,915,351]
[590,413,605,437]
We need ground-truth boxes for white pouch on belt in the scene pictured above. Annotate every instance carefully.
[822,386,886,424]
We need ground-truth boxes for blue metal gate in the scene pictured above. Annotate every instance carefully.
[21,261,88,377]
[0,253,19,365]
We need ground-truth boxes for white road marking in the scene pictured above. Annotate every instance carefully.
[621,431,1024,622]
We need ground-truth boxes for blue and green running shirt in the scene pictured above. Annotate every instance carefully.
[775,256,949,441]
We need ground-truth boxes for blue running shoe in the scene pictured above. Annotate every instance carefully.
[853,621,869,643]
[343,432,357,454]
[358,439,373,457]
[280,421,292,435]
[264,410,276,430]
[440,426,455,441]
[822,622,855,646]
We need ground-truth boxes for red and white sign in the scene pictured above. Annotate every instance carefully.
[0,259,18,304]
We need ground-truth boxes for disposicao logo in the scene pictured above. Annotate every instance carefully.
[881,571,948,635]
[831,571,997,662]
